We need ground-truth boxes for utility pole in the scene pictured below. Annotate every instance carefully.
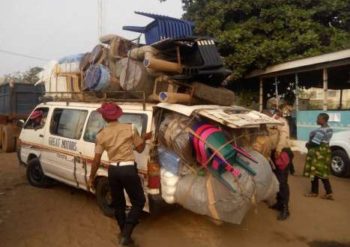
[97,0,103,39]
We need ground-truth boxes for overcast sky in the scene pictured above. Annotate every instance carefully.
[0,0,184,76]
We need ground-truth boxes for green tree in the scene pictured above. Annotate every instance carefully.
[4,66,43,84]
[22,67,43,84]
[180,0,350,81]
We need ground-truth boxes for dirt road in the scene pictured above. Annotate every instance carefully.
[1,152,350,247]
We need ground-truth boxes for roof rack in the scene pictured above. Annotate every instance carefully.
[41,91,147,110]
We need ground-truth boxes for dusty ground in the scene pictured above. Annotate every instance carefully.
[0,152,350,247]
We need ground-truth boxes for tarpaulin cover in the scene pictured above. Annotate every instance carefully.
[174,150,279,224]
[175,171,253,224]
[240,149,279,203]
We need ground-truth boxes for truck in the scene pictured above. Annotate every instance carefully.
[0,82,43,152]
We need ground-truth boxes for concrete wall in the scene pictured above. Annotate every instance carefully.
[297,110,350,141]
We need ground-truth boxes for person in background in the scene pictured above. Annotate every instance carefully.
[29,110,44,129]
[282,102,297,140]
[304,113,334,200]
[267,100,293,221]
[87,102,152,246]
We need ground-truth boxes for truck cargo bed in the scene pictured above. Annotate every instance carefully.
[0,83,43,121]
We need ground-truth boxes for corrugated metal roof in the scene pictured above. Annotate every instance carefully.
[156,103,282,128]
[246,49,350,78]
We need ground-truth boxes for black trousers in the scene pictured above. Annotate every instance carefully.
[274,168,290,206]
[311,176,332,194]
[108,164,146,228]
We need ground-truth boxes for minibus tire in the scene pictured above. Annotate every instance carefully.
[0,124,3,148]
[2,125,15,153]
[26,158,52,188]
[96,177,114,217]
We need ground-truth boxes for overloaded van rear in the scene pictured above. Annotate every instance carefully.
[18,13,283,224]
[18,99,282,224]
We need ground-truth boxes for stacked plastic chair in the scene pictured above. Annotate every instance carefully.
[191,122,257,191]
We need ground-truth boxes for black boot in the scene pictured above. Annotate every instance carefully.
[116,212,126,238]
[117,222,124,241]
[118,222,124,233]
[277,205,290,221]
[120,223,135,246]
[269,202,282,211]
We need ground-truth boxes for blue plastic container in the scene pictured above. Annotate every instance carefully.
[84,64,110,91]
[158,146,181,175]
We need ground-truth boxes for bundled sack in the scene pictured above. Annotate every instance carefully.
[174,150,278,224]
[117,57,155,96]
[100,34,134,59]
[175,172,254,224]
[239,150,279,203]
[89,44,108,65]
[158,113,195,164]
[252,134,272,159]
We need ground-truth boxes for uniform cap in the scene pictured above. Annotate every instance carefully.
[97,102,123,121]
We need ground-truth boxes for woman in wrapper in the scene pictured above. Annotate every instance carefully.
[304,113,334,200]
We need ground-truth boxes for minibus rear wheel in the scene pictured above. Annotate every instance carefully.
[96,177,114,217]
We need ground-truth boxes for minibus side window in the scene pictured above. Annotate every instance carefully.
[83,111,106,142]
[50,109,88,139]
[83,111,147,143]
[24,107,49,130]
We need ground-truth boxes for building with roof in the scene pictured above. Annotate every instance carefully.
[243,49,350,141]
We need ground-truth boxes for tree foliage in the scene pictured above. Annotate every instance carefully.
[3,67,43,84]
[180,0,350,80]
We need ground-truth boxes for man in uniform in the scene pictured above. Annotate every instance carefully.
[266,98,293,221]
[88,102,152,246]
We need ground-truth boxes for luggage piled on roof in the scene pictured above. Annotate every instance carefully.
[32,12,280,224]
[36,12,234,105]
